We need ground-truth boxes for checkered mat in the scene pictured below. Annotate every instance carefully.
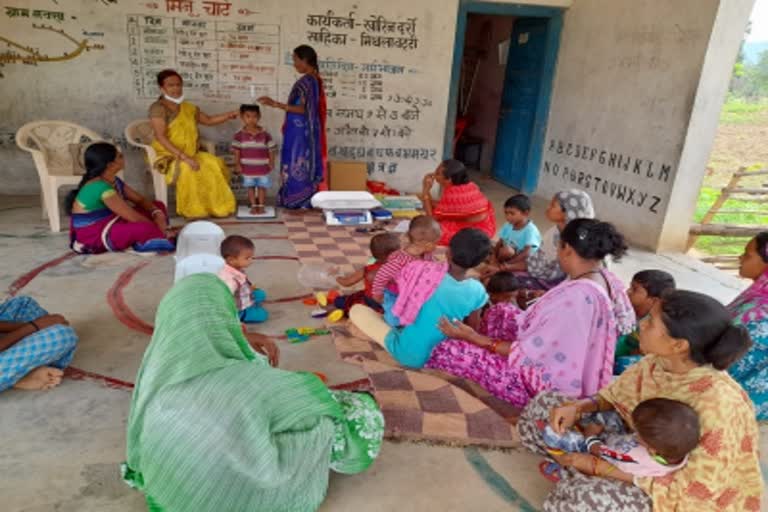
[283,212,371,274]
[332,326,521,448]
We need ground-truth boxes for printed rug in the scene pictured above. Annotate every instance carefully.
[331,325,521,448]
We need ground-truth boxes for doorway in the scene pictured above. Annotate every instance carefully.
[446,3,563,193]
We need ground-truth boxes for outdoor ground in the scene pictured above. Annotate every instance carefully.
[0,179,766,512]
[691,99,768,260]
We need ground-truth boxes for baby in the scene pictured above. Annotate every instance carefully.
[217,235,268,323]
[615,270,676,374]
[371,215,442,326]
[544,398,699,480]
[334,232,402,315]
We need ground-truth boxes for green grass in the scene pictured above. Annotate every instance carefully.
[693,187,766,255]
[719,98,768,124]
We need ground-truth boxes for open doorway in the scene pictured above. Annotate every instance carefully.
[446,3,563,193]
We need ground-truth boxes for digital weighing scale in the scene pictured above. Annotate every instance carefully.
[311,191,382,226]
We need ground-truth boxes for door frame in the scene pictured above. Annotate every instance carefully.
[443,1,564,193]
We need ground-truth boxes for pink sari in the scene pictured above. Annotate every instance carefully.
[427,271,634,407]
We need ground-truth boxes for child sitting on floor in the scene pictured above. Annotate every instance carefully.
[217,235,268,323]
[334,232,401,315]
[232,104,277,214]
[543,398,699,481]
[614,269,676,374]
[476,271,523,342]
[495,193,541,259]
[372,215,442,327]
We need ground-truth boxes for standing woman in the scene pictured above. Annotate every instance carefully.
[149,69,237,219]
[259,45,328,209]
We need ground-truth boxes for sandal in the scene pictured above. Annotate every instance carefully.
[539,460,562,483]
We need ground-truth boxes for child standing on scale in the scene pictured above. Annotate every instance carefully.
[217,235,268,324]
[232,104,277,214]
[371,215,442,327]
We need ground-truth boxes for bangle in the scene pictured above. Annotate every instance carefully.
[150,209,163,217]
[488,339,503,353]
[29,320,39,332]
[600,461,616,476]
[585,436,602,452]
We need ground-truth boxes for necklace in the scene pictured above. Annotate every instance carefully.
[573,269,602,280]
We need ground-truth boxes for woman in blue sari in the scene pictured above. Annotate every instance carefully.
[259,45,327,209]
[729,232,768,420]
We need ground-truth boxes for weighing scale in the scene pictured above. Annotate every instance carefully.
[311,191,382,226]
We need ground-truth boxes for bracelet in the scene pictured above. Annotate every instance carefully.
[150,209,163,217]
[591,456,599,476]
[601,462,616,476]
[29,320,39,332]
[488,339,503,354]
[585,436,602,452]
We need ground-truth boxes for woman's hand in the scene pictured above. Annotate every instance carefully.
[182,154,200,171]
[227,110,239,120]
[422,173,435,194]
[438,317,485,345]
[34,314,69,329]
[258,96,276,108]
[549,403,581,435]
[246,332,280,367]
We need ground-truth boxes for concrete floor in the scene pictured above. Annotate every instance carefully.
[0,176,766,511]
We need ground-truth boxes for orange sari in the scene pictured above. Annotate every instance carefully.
[433,182,496,246]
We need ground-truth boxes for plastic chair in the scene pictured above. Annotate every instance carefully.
[16,120,103,232]
[173,221,226,283]
[125,119,217,207]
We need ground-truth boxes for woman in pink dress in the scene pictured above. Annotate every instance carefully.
[426,219,635,408]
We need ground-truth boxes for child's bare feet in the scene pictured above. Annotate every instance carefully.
[13,367,64,391]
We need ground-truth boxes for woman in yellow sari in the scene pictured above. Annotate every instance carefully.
[149,69,237,219]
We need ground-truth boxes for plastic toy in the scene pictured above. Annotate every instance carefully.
[326,309,345,323]
[285,327,331,343]
[315,291,328,307]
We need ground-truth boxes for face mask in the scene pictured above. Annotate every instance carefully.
[163,94,184,104]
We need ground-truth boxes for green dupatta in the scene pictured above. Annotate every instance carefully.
[123,274,378,511]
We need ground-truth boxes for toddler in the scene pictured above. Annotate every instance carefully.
[495,194,541,259]
[477,271,522,342]
[372,215,442,326]
[217,235,268,323]
[615,269,675,374]
[543,398,699,480]
[334,233,402,315]
[232,104,277,214]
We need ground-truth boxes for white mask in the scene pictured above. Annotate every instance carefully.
[163,94,184,104]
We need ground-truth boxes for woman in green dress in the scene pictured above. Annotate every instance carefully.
[122,273,384,511]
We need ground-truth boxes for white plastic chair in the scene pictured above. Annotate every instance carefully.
[173,221,226,283]
[15,121,103,232]
[125,119,217,207]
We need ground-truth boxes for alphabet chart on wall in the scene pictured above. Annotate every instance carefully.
[127,14,279,101]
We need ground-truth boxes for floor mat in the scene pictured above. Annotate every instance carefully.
[332,325,521,448]
[283,211,371,274]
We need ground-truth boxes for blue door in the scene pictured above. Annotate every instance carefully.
[492,18,550,190]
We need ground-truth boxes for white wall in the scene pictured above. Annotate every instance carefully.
[0,0,753,252]
[0,0,457,195]
[536,0,753,250]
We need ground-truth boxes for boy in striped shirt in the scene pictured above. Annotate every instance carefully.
[232,104,277,214]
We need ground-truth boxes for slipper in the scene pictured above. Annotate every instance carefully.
[539,460,562,483]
